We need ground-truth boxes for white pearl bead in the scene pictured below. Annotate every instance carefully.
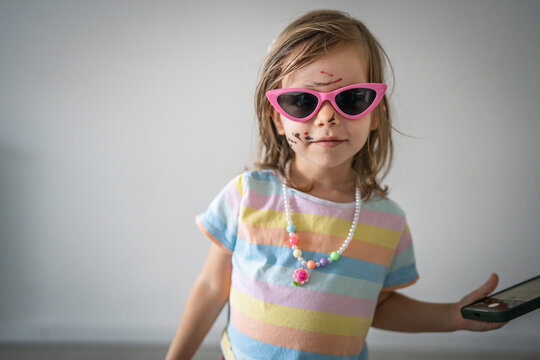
[293,249,302,258]
[291,245,297,250]
[328,258,333,263]
[316,262,320,267]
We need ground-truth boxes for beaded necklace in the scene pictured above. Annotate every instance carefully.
[282,182,361,286]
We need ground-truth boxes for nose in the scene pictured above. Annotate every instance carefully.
[313,100,339,127]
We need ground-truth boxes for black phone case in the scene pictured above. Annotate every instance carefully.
[460,275,540,322]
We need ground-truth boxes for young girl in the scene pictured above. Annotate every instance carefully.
[166,9,506,360]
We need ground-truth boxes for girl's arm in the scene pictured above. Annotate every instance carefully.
[165,242,232,360]
[372,273,507,332]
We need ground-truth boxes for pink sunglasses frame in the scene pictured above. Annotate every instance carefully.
[266,83,387,122]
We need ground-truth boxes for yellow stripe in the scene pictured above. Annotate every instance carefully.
[240,207,401,249]
[229,286,371,337]
[220,329,236,360]
[233,174,244,196]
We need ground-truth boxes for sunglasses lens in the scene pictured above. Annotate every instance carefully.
[335,88,377,116]
[277,92,318,119]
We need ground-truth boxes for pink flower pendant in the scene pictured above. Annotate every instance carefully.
[293,267,310,286]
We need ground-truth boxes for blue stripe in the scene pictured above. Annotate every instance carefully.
[232,243,383,300]
[389,247,416,270]
[247,169,275,182]
[245,175,282,197]
[362,196,405,217]
[234,237,386,282]
[199,212,236,251]
[383,263,419,288]
[228,322,367,360]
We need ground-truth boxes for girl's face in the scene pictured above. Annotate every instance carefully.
[272,44,377,175]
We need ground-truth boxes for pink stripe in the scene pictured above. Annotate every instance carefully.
[244,190,406,232]
[231,269,376,318]
[395,227,413,255]
[222,184,242,214]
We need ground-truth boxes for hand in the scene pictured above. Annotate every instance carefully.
[449,273,508,331]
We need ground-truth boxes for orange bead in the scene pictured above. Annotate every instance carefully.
[307,260,316,269]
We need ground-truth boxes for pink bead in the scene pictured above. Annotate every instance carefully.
[289,236,298,247]
[307,260,316,270]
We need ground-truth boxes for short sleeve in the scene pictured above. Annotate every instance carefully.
[196,174,244,254]
[382,222,419,291]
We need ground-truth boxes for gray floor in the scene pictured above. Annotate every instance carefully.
[1,344,539,360]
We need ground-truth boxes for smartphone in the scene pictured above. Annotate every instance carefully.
[460,274,540,322]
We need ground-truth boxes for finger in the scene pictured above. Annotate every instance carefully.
[480,273,499,296]
[462,273,499,304]
[478,320,507,331]
[466,318,508,332]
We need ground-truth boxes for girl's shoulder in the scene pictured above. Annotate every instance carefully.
[242,168,279,181]
[236,168,281,194]
[219,169,280,198]
[364,193,407,219]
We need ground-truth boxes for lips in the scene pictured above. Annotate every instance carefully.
[312,136,345,148]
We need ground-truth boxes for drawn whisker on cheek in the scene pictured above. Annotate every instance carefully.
[305,134,314,141]
[286,136,298,146]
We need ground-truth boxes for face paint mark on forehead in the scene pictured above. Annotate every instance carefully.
[320,70,334,77]
[308,77,343,87]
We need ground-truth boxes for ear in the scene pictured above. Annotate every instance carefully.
[369,115,378,131]
[370,103,386,130]
[271,110,286,135]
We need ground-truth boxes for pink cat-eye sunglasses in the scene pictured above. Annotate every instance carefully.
[266,83,386,122]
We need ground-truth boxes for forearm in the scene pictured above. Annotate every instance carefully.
[371,291,458,332]
[166,276,229,360]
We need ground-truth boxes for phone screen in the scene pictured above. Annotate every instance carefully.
[491,277,540,305]
[469,276,540,311]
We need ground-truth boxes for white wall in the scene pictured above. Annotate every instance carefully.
[0,0,538,354]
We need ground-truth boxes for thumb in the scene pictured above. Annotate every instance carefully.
[462,273,499,305]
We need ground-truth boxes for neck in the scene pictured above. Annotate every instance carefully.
[289,158,357,201]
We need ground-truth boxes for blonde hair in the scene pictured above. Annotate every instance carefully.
[254,9,394,201]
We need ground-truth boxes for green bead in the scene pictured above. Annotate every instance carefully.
[330,252,340,261]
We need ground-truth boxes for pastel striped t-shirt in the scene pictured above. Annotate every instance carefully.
[196,170,419,360]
